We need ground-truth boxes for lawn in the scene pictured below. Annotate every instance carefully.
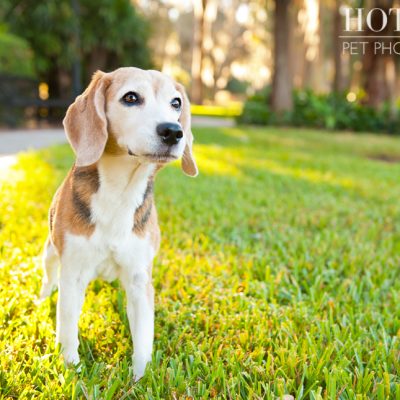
[0,126,399,399]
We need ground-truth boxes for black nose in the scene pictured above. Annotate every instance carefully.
[156,122,183,146]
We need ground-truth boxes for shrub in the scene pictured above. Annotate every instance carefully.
[0,30,35,77]
[238,88,400,134]
[239,101,272,125]
[0,29,37,126]
[225,78,249,94]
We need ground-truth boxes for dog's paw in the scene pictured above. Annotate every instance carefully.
[133,356,150,382]
[133,366,145,382]
[63,351,81,368]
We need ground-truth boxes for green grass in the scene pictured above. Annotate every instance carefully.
[1,126,400,399]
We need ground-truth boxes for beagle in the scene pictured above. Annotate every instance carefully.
[39,67,198,380]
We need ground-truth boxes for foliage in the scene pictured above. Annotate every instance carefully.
[1,1,76,76]
[0,26,36,127]
[1,0,151,85]
[0,28,35,77]
[225,78,249,94]
[238,89,400,134]
[239,100,272,125]
[1,127,400,398]
[79,0,151,73]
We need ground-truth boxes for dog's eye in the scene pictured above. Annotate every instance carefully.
[121,92,141,106]
[171,97,181,110]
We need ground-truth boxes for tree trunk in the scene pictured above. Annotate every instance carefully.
[271,0,293,113]
[333,0,343,92]
[191,0,206,104]
[362,0,394,107]
[87,47,108,80]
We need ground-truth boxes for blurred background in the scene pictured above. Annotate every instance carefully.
[1,0,400,133]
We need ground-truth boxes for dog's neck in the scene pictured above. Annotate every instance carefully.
[97,153,155,193]
[85,154,155,230]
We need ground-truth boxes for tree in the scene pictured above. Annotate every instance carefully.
[191,0,207,104]
[79,0,151,78]
[1,0,151,100]
[333,0,344,92]
[0,30,35,77]
[361,0,394,107]
[271,0,293,113]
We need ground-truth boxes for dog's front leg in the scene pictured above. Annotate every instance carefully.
[123,271,154,381]
[56,266,92,365]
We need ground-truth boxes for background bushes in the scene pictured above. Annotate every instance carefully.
[238,89,399,134]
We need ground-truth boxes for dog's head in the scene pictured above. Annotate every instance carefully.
[63,67,198,177]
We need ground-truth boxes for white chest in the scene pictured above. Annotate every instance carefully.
[92,157,154,235]
[66,158,156,281]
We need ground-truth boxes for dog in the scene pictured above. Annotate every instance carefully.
[39,67,198,380]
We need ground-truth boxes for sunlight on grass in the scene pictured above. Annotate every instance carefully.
[245,158,357,189]
[0,155,17,180]
[194,145,243,177]
[1,126,400,398]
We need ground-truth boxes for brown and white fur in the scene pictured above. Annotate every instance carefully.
[39,67,198,380]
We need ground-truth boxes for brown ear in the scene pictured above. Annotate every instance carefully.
[175,83,198,177]
[63,71,109,167]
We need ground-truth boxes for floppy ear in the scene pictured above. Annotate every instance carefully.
[63,70,109,167]
[175,83,198,177]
